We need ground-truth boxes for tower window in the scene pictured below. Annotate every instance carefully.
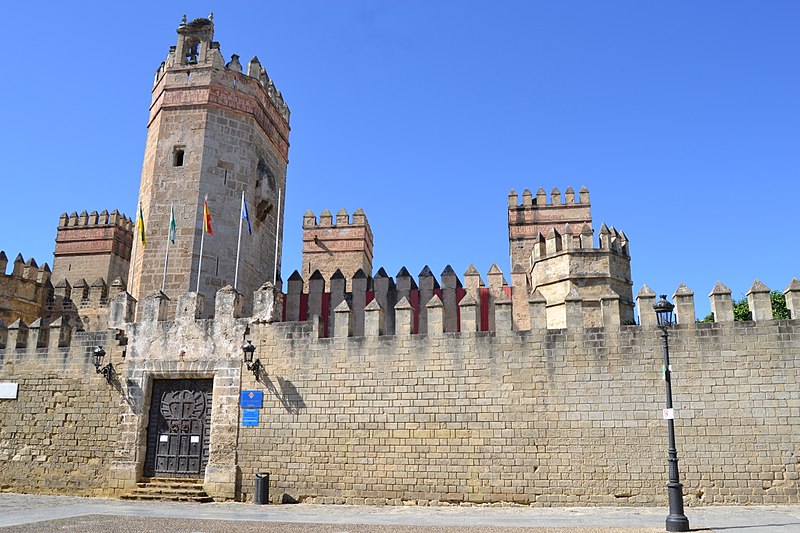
[218,161,234,184]
[173,147,185,167]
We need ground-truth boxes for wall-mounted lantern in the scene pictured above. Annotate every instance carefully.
[242,340,262,379]
[92,346,114,383]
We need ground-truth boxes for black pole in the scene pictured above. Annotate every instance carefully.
[660,326,690,532]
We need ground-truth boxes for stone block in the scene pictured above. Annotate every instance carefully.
[747,280,772,322]
[176,292,205,321]
[364,299,384,337]
[215,286,242,321]
[140,290,169,323]
[709,282,734,323]
[673,284,695,325]
[252,282,282,323]
[636,285,657,327]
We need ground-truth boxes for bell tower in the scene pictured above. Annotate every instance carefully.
[129,15,291,313]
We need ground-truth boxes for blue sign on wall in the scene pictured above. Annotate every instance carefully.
[240,390,263,408]
[242,409,260,427]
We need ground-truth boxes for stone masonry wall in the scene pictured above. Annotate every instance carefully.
[238,319,799,506]
[0,329,121,496]
[0,285,798,506]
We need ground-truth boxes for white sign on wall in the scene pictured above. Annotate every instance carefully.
[0,383,19,399]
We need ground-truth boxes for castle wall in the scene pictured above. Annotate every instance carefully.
[1,283,797,506]
[0,277,48,326]
[0,329,120,496]
[236,319,800,506]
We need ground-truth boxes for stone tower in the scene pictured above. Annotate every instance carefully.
[508,186,592,272]
[301,208,373,290]
[508,187,634,328]
[51,210,133,286]
[129,15,290,313]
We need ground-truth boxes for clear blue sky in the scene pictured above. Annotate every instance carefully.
[2,1,798,320]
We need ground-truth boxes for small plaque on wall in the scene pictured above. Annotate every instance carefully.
[0,383,18,399]
[242,409,260,427]
[240,390,263,408]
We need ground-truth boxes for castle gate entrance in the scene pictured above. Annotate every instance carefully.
[144,379,213,479]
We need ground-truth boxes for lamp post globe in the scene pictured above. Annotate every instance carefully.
[654,294,675,328]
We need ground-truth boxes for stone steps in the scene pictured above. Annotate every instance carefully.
[120,478,213,503]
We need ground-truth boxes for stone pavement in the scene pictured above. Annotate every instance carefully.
[0,494,798,532]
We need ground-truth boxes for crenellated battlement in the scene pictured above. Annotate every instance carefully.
[57,209,133,231]
[6,274,794,355]
[0,251,52,326]
[508,185,591,208]
[530,222,630,262]
[302,208,371,229]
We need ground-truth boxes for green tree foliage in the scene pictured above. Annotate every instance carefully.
[733,296,751,321]
[771,291,790,319]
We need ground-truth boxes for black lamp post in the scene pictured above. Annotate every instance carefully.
[242,340,262,379]
[653,295,690,532]
[92,346,114,383]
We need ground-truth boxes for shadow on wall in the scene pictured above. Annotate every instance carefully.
[262,375,306,414]
[123,378,145,415]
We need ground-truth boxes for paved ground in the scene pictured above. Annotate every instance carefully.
[0,494,798,532]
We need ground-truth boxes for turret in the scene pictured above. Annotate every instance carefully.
[508,185,592,272]
[515,187,632,328]
[301,208,373,291]
[51,210,133,287]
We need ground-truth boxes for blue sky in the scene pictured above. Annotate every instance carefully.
[1,1,798,320]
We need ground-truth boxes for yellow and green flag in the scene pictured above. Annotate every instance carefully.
[137,204,146,247]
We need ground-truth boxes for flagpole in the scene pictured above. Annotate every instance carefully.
[130,203,139,282]
[162,202,172,292]
[273,187,281,285]
[234,191,244,290]
[196,196,206,293]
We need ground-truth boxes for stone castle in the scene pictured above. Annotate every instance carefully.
[0,16,798,507]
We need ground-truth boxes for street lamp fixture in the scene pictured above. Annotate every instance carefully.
[92,346,114,383]
[242,340,262,379]
[653,295,690,532]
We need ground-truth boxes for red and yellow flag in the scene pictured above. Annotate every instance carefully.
[203,196,213,235]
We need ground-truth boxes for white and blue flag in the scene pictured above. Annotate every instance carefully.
[241,193,252,235]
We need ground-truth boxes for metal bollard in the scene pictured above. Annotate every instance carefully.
[254,471,270,504]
